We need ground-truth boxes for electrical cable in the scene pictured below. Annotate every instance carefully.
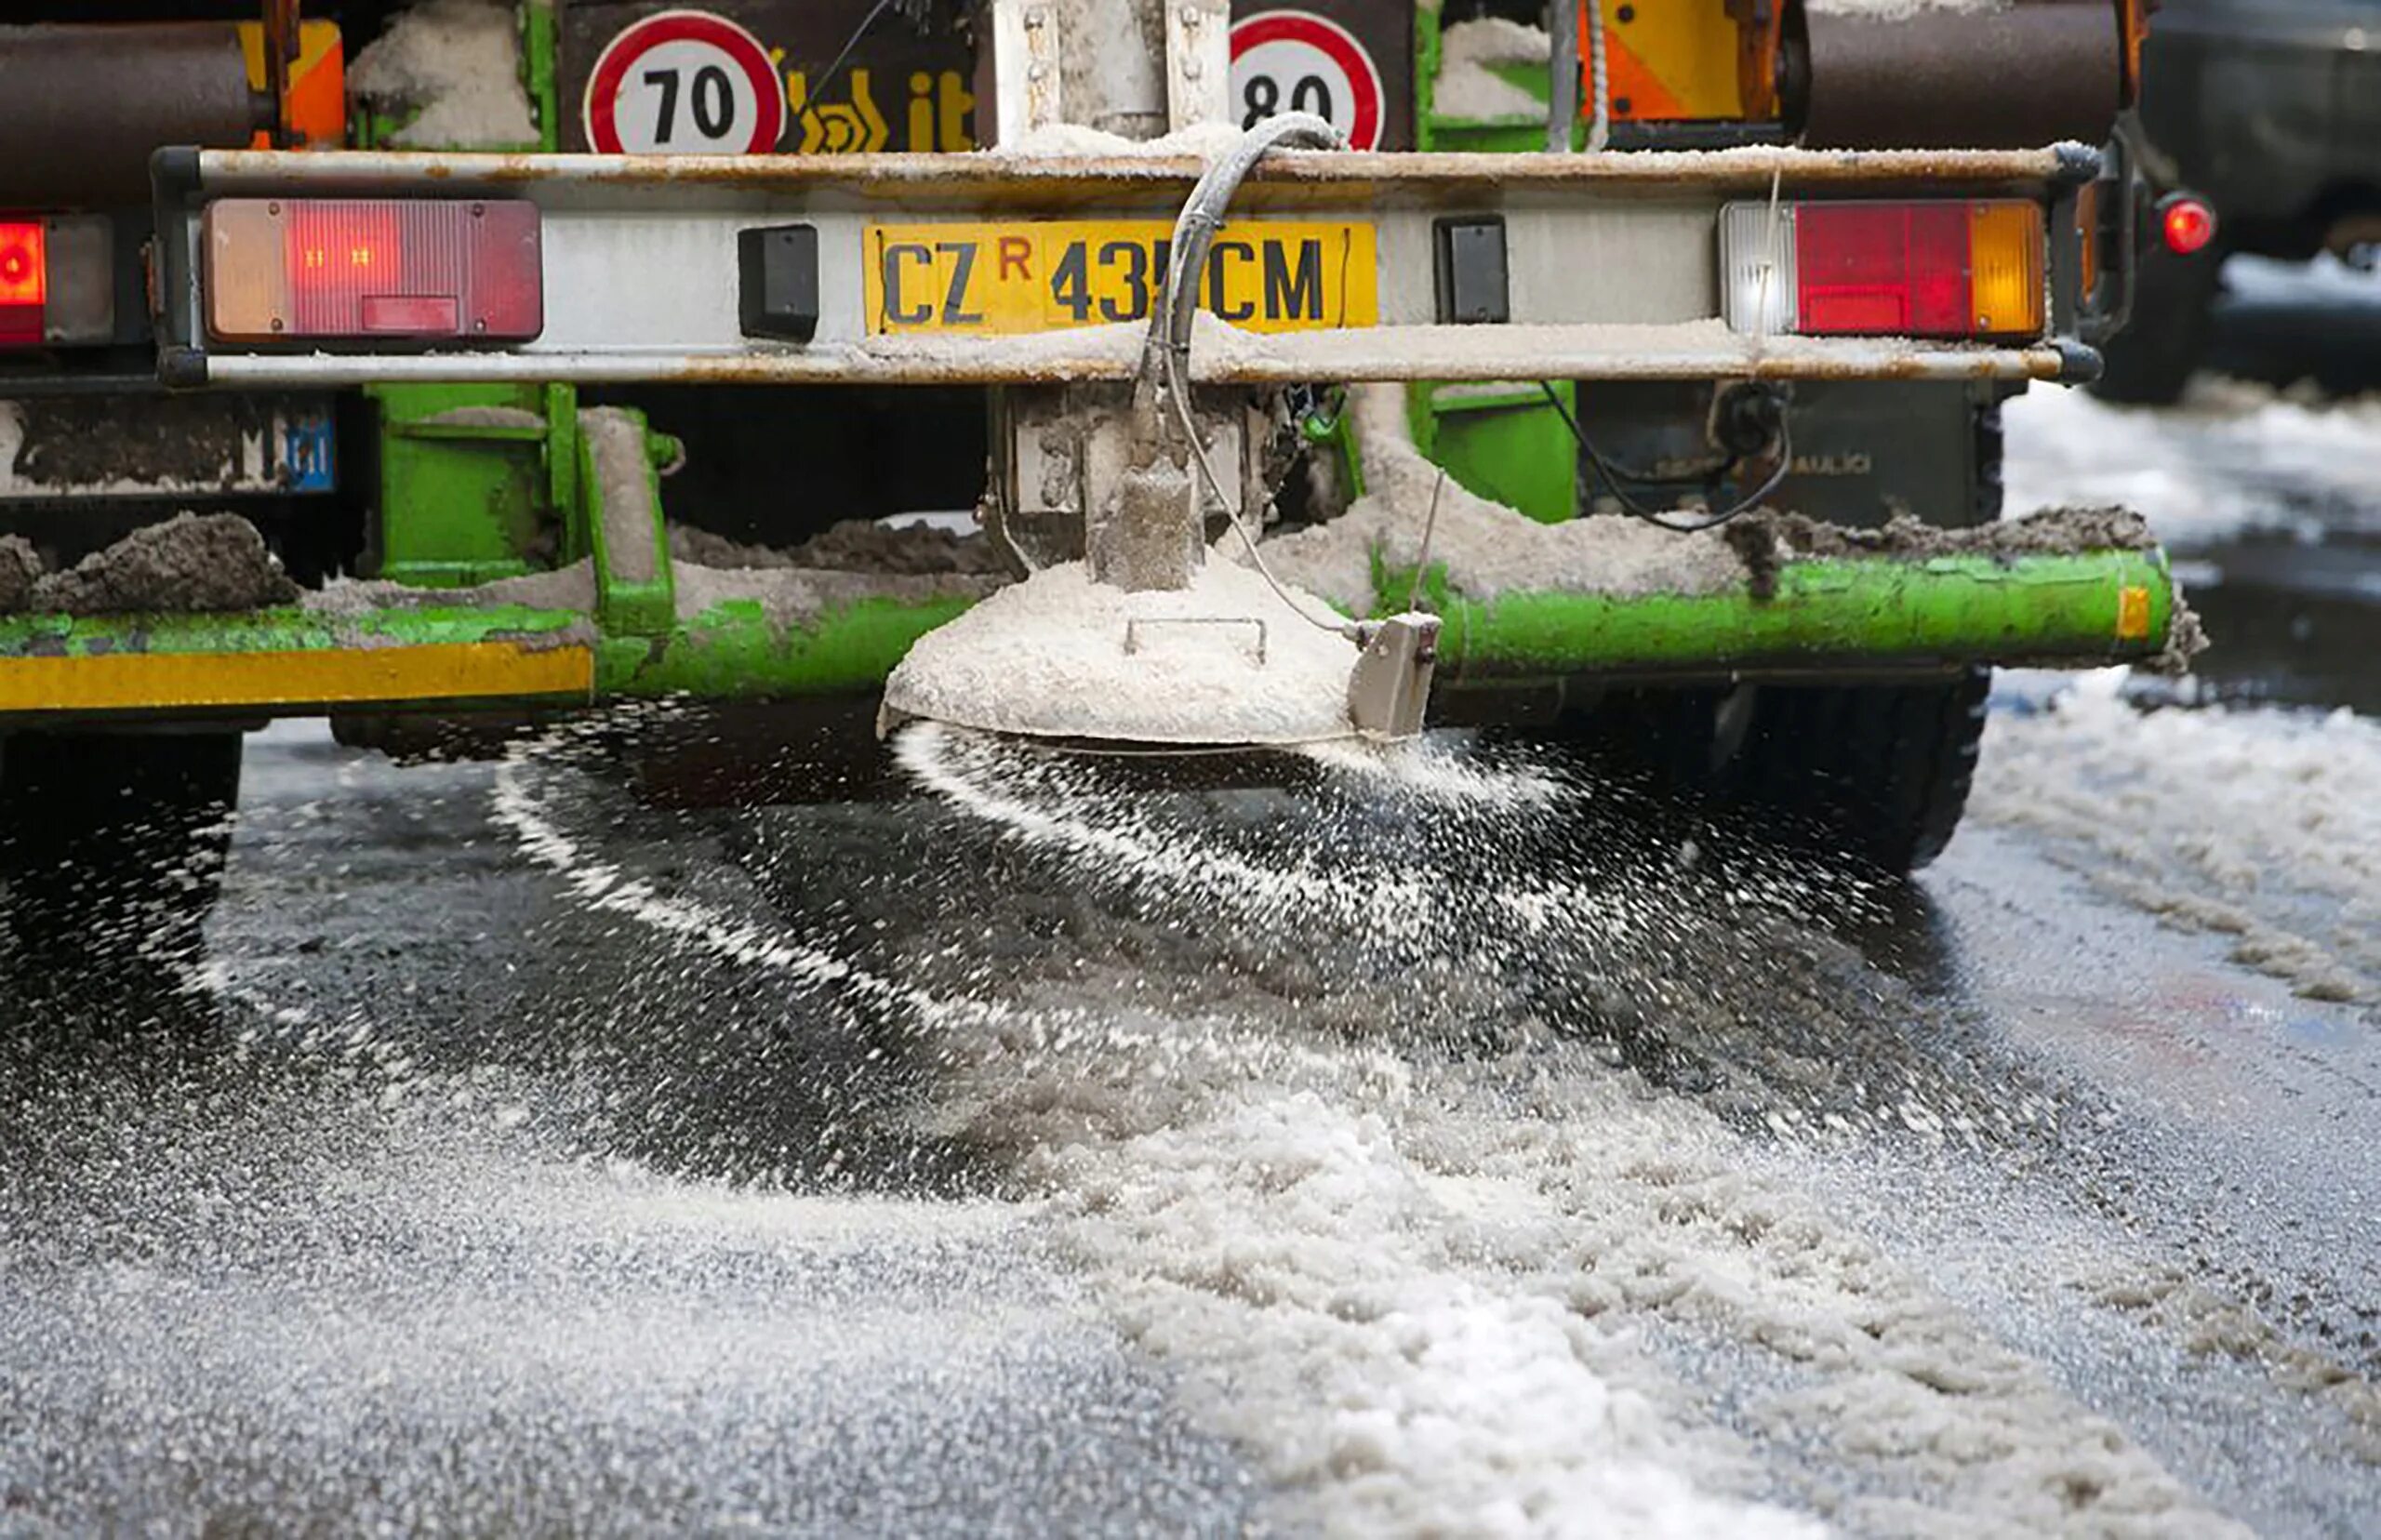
[805,0,922,123]
[1538,382,1791,533]
[1406,468,1448,613]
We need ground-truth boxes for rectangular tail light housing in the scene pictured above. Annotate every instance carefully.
[0,216,116,349]
[1720,200,2046,341]
[203,198,542,347]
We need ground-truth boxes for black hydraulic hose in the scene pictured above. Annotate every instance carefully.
[1137,112,1359,639]
[1142,111,1343,422]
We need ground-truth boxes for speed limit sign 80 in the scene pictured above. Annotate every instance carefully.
[1230,10,1386,153]
[584,9,786,155]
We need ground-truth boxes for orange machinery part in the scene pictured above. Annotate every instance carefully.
[242,16,346,149]
[1583,1,1783,125]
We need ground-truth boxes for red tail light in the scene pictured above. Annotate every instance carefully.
[0,221,46,347]
[1722,200,2047,340]
[1797,205,1975,335]
[2160,193,2217,258]
[205,198,543,346]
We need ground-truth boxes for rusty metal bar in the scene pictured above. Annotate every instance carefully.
[189,145,2091,201]
[195,326,2073,389]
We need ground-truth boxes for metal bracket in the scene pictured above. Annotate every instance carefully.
[577,405,675,637]
[990,0,1065,146]
[1347,612,1440,741]
[1165,0,1232,133]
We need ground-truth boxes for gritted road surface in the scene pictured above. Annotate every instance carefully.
[3,266,2379,1536]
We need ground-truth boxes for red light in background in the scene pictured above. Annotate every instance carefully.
[2161,194,2217,257]
[0,220,46,347]
[0,225,43,302]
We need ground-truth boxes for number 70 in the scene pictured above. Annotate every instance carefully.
[644,65,737,139]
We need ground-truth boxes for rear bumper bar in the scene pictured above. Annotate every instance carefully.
[191,325,2082,389]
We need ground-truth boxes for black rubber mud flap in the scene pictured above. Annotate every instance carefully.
[1724,669,1993,875]
[0,730,244,992]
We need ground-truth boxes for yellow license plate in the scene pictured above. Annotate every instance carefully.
[861,219,1377,337]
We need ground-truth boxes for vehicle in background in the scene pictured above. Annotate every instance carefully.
[2095,0,2381,403]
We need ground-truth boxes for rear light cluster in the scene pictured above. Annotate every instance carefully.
[1721,200,2047,341]
[204,198,543,346]
[0,216,116,349]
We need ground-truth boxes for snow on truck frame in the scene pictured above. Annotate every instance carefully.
[0,0,2187,967]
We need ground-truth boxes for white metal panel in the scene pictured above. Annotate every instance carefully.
[1166,0,1233,132]
[1503,202,1717,327]
[539,212,745,352]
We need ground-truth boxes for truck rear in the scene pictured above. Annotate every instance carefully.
[0,0,2187,979]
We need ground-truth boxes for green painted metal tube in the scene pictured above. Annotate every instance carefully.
[1388,551,2179,680]
[0,549,2177,716]
[596,595,982,698]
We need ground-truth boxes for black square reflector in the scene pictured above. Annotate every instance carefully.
[738,224,820,343]
[1433,216,1510,325]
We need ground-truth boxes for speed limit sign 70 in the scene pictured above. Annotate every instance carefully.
[1230,10,1386,153]
[584,9,786,155]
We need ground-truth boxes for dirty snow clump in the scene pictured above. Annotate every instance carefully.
[1434,17,1550,121]
[1256,384,1748,610]
[351,0,539,150]
[34,513,297,614]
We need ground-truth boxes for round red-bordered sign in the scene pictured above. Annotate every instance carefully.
[1230,10,1385,153]
[584,9,785,155]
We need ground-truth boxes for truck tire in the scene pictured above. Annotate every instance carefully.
[1723,669,1991,874]
[0,731,244,987]
[2092,244,2223,406]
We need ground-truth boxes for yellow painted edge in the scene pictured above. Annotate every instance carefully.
[0,642,593,714]
[2116,586,2153,642]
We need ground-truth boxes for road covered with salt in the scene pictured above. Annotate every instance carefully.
[7,289,2381,1533]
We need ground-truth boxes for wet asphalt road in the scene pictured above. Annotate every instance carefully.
[0,737,1263,1536]
[3,268,2379,1536]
